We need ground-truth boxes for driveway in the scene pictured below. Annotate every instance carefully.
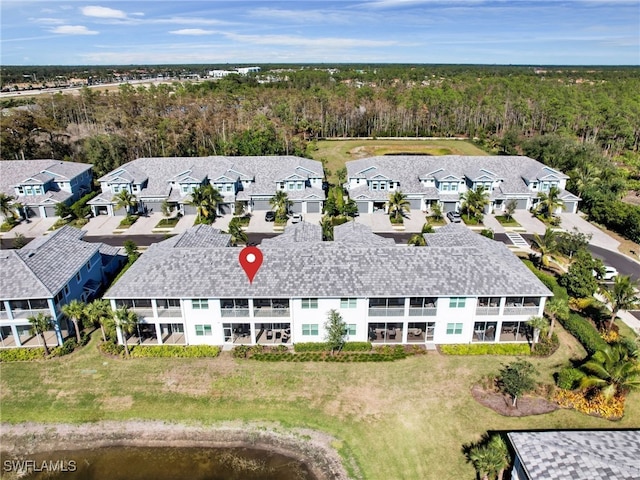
[0,217,57,239]
[356,211,426,233]
[558,212,620,250]
[82,215,122,235]
[511,211,547,235]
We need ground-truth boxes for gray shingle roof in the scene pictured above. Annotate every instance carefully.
[0,160,92,197]
[0,226,100,299]
[508,431,640,480]
[261,221,323,246]
[333,222,396,246]
[346,156,569,198]
[105,224,551,299]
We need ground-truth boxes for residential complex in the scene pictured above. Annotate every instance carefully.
[508,430,640,480]
[0,159,93,218]
[0,226,125,348]
[88,156,325,217]
[103,222,550,348]
[345,155,579,215]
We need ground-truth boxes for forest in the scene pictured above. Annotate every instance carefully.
[1,64,639,242]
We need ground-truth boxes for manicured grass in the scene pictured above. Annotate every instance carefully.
[118,215,139,229]
[495,215,521,227]
[1,327,637,480]
[461,215,483,226]
[309,139,489,183]
[155,217,180,228]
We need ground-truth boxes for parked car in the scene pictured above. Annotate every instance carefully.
[291,213,303,223]
[447,211,462,223]
[265,211,276,222]
[594,265,618,281]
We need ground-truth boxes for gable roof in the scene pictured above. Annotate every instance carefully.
[508,431,640,480]
[0,160,92,196]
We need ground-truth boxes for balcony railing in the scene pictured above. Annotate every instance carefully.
[253,308,290,318]
[221,308,251,318]
[475,307,500,316]
[504,306,539,316]
[408,307,437,317]
[368,307,405,317]
[131,308,154,318]
[10,308,51,319]
[0,311,9,319]
[157,309,182,318]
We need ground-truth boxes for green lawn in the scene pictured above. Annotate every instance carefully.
[2,326,638,480]
[495,215,521,227]
[308,139,489,184]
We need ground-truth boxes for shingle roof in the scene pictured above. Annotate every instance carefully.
[0,226,100,299]
[105,224,551,299]
[0,160,91,196]
[333,222,396,246]
[508,431,640,480]
[345,156,569,198]
[261,221,323,246]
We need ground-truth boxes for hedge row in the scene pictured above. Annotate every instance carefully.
[522,259,568,300]
[251,351,405,362]
[293,341,372,353]
[439,343,531,356]
[558,313,608,355]
[130,345,221,358]
[0,348,45,362]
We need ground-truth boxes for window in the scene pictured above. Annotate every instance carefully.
[25,186,33,195]
[195,324,212,336]
[64,285,70,296]
[347,324,356,335]
[226,184,233,192]
[371,182,378,191]
[76,272,81,282]
[192,299,209,310]
[477,297,500,308]
[301,298,318,309]
[380,182,386,190]
[113,185,120,193]
[441,183,450,191]
[451,183,458,191]
[446,323,463,335]
[157,299,181,309]
[302,324,319,336]
[85,260,91,271]
[449,297,466,308]
[340,298,357,308]
[182,185,188,193]
[297,182,303,190]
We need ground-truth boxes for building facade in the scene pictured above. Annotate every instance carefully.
[345,155,580,215]
[104,223,550,348]
[0,160,93,218]
[88,156,325,217]
[0,226,125,349]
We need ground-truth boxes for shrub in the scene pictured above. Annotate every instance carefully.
[559,313,608,355]
[118,215,139,228]
[0,348,45,362]
[1,217,18,232]
[342,342,372,352]
[98,341,125,357]
[294,342,329,352]
[129,345,220,358]
[553,388,625,420]
[439,344,531,355]
[50,338,77,357]
[232,345,250,359]
[557,367,585,390]
[531,333,559,357]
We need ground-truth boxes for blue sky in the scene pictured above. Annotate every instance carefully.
[1,1,638,65]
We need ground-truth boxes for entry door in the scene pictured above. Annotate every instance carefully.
[223,326,233,342]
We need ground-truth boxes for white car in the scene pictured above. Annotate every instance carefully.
[594,266,618,281]
[291,213,303,223]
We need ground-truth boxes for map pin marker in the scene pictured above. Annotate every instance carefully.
[239,246,263,284]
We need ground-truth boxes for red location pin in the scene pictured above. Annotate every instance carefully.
[239,246,263,284]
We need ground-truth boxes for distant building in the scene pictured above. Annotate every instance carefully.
[207,66,260,78]
[0,160,93,218]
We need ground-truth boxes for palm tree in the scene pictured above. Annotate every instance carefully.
[599,275,640,332]
[530,228,558,269]
[535,186,564,220]
[527,316,549,345]
[270,190,292,221]
[467,435,509,480]
[460,186,490,221]
[113,189,138,215]
[429,203,444,222]
[320,216,334,241]
[61,299,85,343]
[421,222,434,234]
[387,190,410,222]
[580,344,640,401]
[407,233,426,246]
[226,218,248,246]
[544,296,569,338]
[113,306,138,357]
[0,193,16,221]
[84,299,113,342]
[28,312,53,355]
[504,199,517,222]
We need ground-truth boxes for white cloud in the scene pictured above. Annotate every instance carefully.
[169,29,216,36]
[50,25,98,35]
[249,8,351,24]
[81,5,127,19]
[31,17,65,25]
[223,33,401,48]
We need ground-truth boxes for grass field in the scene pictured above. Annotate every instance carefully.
[308,139,489,183]
[2,326,638,480]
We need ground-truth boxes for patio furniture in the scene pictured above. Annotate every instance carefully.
[282,333,290,342]
[266,330,273,340]
[388,329,396,339]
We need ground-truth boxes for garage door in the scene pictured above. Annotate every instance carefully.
[143,201,164,214]
[306,202,321,213]
[44,206,57,218]
[443,202,457,213]
[515,198,528,210]
[28,207,41,218]
[252,199,271,211]
[357,201,369,214]
[290,202,303,214]
[182,205,198,215]
[408,198,422,210]
[564,201,577,214]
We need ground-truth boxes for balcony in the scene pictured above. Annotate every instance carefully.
[253,307,290,318]
[10,308,51,319]
[157,308,182,318]
[408,307,437,317]
[368,307,405,317]
[504,306,539,316]
[131,308,154,318]
[475,307,500,316]
[221,308,250,318]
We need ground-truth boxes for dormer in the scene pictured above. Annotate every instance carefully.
[522,166,565,192]
[466,168,499,191]
[368,173,392,191]
[14,172,55,196]
[211,174,237,194]
[279,173,307,191]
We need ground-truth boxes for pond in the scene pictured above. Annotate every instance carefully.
[11,446,317,480]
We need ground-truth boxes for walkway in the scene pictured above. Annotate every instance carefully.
[558,212,621,250]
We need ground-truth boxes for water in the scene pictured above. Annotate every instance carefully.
[14,446,317,480]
